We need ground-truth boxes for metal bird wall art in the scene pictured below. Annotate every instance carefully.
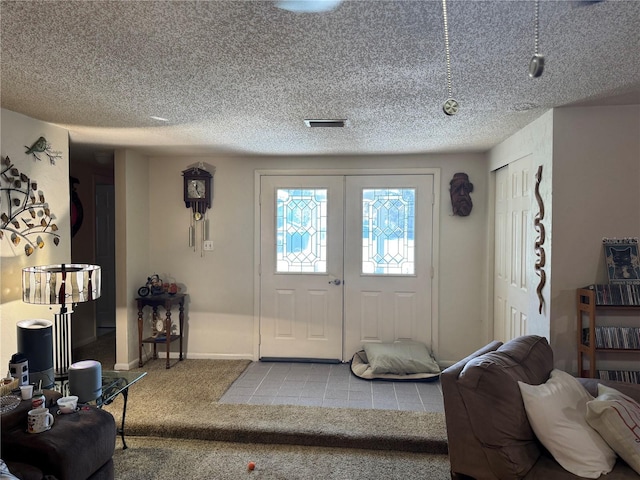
[24,136,62,165]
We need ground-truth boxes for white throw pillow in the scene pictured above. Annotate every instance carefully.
[517,369,616,478]
[587,384,640,474]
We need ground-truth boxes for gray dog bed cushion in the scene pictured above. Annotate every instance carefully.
[350,342,441,381]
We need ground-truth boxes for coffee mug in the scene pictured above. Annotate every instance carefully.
[27,407,54,433]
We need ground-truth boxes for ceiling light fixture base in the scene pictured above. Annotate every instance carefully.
[443,98,459,116]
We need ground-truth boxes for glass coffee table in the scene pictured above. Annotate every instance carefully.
[98,370,146,449]
[56,370,146,449]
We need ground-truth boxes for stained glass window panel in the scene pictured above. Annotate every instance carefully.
[276,189,327,273]
[362,188,415,275]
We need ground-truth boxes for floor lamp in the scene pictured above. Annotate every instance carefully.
[22,264,101,380]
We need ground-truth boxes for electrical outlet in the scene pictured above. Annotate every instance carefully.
[203,240,214,251]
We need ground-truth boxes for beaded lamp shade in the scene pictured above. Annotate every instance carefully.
[22,264,101,305]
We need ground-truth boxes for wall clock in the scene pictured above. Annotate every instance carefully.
[182,165,214,254]
[182,166,212,217]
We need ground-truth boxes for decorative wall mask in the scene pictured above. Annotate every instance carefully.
[1,156,60,255]
[449,172,473,216]
[25,136,62,165]
[534,165,546,314]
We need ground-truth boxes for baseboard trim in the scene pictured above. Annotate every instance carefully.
[114,361,138,371]
[182,353,254,361]
[132,353,254,367]
[260,357,341,364]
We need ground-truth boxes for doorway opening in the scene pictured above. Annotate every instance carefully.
[70,149,116,368]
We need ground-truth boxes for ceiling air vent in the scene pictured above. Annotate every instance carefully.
[304,119,347,128]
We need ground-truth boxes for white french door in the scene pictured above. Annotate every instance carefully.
[343,175,433,359]
[493,156,532,342]
[259,174,434,362]
[259,176,345,360]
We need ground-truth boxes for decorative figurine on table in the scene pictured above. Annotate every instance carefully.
[137,274,164,297]
[149,274,164,295]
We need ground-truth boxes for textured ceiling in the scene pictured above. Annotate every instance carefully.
[1,0,639,158]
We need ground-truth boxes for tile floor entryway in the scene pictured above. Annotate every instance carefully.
[219,361,444,412]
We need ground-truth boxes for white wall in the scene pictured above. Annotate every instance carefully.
[0,109,70,371]
[114,149,151,370]
[132,153,489,366]
[550,104,640,373]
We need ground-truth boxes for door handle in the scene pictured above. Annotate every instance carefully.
[328,279,342,285]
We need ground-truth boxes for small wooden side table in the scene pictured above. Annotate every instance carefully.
[136,293,186,369]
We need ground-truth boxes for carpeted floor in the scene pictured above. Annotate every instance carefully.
[76,332,451,477]
[99,356,447,454]
[112,436,452,480]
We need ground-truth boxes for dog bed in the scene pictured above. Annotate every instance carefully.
[350,341,441,381]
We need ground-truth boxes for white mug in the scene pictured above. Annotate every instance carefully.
[27,407,54,433]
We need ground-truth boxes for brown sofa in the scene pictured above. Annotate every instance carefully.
[441,335,640,480]
[1,390,116,480]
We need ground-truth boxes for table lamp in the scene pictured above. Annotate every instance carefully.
[22,264,101,380]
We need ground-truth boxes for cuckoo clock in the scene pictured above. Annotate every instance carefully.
[182,165,214,254]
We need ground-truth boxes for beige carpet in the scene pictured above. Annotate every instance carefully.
[76,334,451,477]
[101,357,448,454]
[112,436,452,480]
[77,333,448,455]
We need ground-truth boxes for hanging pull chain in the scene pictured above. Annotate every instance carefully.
[442,0,459,115]
[534,0,540,56]
[529,0,545,78]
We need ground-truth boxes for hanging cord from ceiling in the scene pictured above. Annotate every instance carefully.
[441,0,459,116]
[529,0,545,78]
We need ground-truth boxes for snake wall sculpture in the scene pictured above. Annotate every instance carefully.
[534,165,546,314]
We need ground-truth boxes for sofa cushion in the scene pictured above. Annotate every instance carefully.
[518,369,616,478]
[579,377,640,401]
[457,335,553,480]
